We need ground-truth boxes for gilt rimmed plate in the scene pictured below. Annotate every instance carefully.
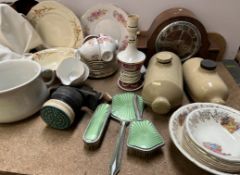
[27,1,84,48]
[32,47,76,70]
[81,4,128,51]
[185,107,240,163]
[169,103,240,175]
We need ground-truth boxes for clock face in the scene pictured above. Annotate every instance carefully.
[155,21,202,61]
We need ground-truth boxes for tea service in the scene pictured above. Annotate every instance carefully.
[78,34,118,78]
[78,34,118,62]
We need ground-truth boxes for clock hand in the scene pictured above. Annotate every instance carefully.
[178,30,184,44]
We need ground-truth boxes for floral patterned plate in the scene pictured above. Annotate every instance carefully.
[169,103,240,175]
[185,107,240,163]
[27,1,84,48]
[32,47,76,70]
[81,4,128,51]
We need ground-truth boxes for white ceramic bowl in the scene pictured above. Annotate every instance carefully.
[0,60,50,123]
[169,103,240,175]
[185,107,240,163]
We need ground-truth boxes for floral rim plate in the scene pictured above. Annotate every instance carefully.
[32,47,76,70]
[185,107,240,162]
[27,1,84,48]
[81,4,128,51]
[169,103,240,175]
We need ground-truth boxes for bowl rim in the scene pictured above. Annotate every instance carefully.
[0,60,41,94]
[32,47,76,70]
[185,106,240,163]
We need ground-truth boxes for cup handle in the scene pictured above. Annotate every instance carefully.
[41,69,56,87]
[74,49,81,61]
[82,34,99,44]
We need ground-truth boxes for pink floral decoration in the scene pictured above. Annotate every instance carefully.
[87,9,107,22]
[113,10,127,27]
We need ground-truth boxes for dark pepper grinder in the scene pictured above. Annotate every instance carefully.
[40,86,102,129]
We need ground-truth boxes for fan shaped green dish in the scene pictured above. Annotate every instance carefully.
[127,120,164,151]
[83,103,111,147]
[111,93,144,121]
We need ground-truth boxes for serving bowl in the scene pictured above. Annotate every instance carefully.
[185,107,240,163]
[169,102,240,175]
[0,60,50,123]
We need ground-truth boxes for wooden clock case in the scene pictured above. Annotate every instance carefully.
[138,8,210,65]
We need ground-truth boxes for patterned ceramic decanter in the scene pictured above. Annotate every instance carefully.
[117,15,146,91]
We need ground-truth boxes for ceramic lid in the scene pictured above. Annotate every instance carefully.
[156,52,172,64]
[200,59,217,70]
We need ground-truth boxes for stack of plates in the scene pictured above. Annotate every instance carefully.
[82,59,118,78]
[169,103,240,175]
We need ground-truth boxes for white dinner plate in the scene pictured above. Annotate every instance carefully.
[81,4,128,51]
[27,1,84,48]
[169,103,240,175]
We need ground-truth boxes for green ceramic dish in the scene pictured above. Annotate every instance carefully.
[83,103,111,147]
[127,120,164,152]
[111,93,144,121]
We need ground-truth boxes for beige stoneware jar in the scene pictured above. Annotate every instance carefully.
[183,57,229,104]
[142,51,183,114]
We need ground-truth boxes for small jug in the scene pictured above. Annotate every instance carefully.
[56,57,89,86]
[183,57,229,104]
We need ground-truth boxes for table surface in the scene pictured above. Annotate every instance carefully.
[0,63,239,175]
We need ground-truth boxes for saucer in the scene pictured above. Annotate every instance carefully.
[81,4,128,51]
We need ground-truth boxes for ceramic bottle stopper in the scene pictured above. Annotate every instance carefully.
[117,15,146,91]
[142,51,183,114]
[183,57,229,104]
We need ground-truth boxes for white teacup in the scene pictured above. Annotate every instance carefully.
[78,36,101,61]
[0,60,52,123]
[98,34,118,62]
[56,58,88,86]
